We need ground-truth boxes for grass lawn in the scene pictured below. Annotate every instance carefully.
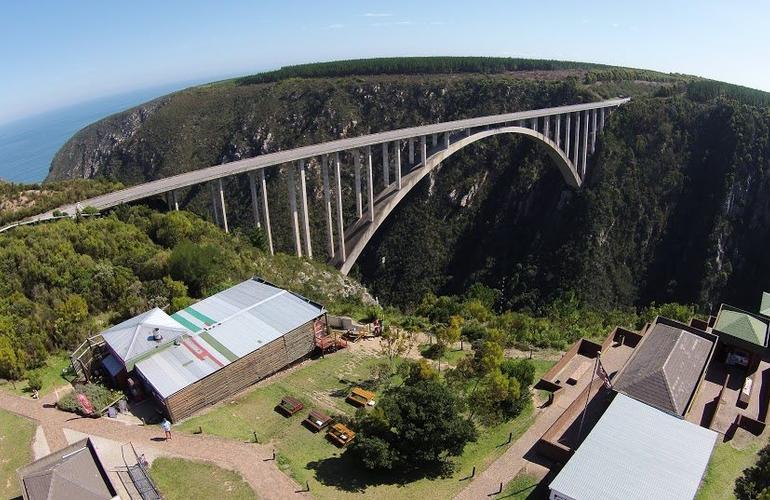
[0,409,36,499]
[696,432,769,500]
[0,353,73,397]
[180,351,554,499]
[150,457,256,500]
[500,472,539,499]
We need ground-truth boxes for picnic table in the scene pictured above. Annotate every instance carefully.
[327,423,356,447]
[346,387,375,407]
[277,396,304,416]
[303,410,332,431]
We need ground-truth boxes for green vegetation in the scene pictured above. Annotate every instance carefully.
[235,56,634,85]
[697,435,769,500]
[0,206,371,381]
[500,471,540,499]
[0,409,36,499]
[57,382,122,415]
[735,442,770,499]
[149,457,256,500]
[0,179,122,226]
[0,353,71,396]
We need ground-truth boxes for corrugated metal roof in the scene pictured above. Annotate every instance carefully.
[134,278,324,398]
[761,292,770,317]
[548,394,717,500]
[101,308,191,369]
[714,309,768,346]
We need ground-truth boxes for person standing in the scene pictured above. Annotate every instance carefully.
[160,418,172,440]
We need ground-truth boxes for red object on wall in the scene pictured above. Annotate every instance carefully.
[77,393,95,415]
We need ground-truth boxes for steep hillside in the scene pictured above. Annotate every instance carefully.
[45,58,770,315]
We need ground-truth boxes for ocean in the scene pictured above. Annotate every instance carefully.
[0,80,205,183]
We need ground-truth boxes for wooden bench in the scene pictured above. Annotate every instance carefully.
[303,410,332,432]
[277,396,304,416]
[327,423,356,447]
[567,359,592,385]
[346,387,375,407]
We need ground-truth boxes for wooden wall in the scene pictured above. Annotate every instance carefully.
[163,316,323,422]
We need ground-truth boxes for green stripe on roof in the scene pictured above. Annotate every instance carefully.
[184,307,217,326]
[171,313,201,333]
[761,292,770,317]
[715,310,768,346]
[199,332,239,362]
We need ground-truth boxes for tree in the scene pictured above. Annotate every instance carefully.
[168,240,220,296]
[735,444,770,499]
[435,315,462,371]
[379,326,416,367]
[350,378,477,471]
[53,295,90,348]
[27,372,43,392]
[0,337,21,383]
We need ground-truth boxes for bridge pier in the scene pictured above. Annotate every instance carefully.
[531,118,538,132]
[599,107,605,130]
[248,172,261,229]
[581,110,589,178]
[420,136,427,168]
[408,138,414,164]
[443,132,450,149]
[591,109,598,154]
[573,112,580,168]
[298,160,312,258]
[432,133,438,147]
[555,114,561,149]
[287,165,302,257]
[334,152,346,261]
[382,143,389,187]
[565,114,571,159]
[321,154,335,258]
[544,116,550,140]
[366,146,375,222]
[209,183,220,226]
[259,170,273,255]
[353,151,363,218]
[217,178,229,233]
[394,141,402,190]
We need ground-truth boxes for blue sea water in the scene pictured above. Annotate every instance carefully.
[0,80,203,183]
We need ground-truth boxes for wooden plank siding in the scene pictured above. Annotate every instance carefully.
[162,316,324,422]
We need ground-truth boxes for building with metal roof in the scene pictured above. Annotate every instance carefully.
[713,305,769,349]
[548,393,718,500]
[760,292,770,318]
[612,319,716,416]
[100,277,326,421]
[17,438,118,500]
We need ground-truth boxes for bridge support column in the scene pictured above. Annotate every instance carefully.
[544,116,550,140]
[167,191,179,211]
[259,170,273,255]
[353,151,362,218]
[217,178,229,233]
[555,115,561,149]
[334,152,346,262]
[599,107,605,130]
[421,136,427,167]
[366,146,375,222]
[581,110,589,177]
[298,160,312,258]
[531,118,538,132]
[565,114,571,159]
[466,128,471,137]
[287,165,302,257]
[591,109,598,154]
[443,132,450,149]
[432,133,438,147]
[408,138,415,164]
[321,155,335,258]
[382,143,389,187]
[573,112,580,168]
[394,141,402,190]
[248,172,261,228]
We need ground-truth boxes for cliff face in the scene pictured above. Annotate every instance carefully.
[47,70,770,314]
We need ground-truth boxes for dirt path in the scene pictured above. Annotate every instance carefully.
[0,389,307,499]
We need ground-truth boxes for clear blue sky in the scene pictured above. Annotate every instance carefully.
[1,0,768,124]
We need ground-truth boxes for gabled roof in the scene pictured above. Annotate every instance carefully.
[101,308,190,369]
[761,292,770,317]
[549,394,717,500]
[714,308,768,347]
[613,322,714,416]
[18,438,118,500]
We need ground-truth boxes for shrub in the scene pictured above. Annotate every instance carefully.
[26,373,43,392]
[57,383,122,416]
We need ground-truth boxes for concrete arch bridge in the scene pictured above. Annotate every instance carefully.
[21,98,629,274]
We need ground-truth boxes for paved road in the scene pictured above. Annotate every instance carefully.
[0,389,306,499]
[6,98,628,232]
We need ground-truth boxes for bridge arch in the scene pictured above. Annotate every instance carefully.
[337,126,581,274]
